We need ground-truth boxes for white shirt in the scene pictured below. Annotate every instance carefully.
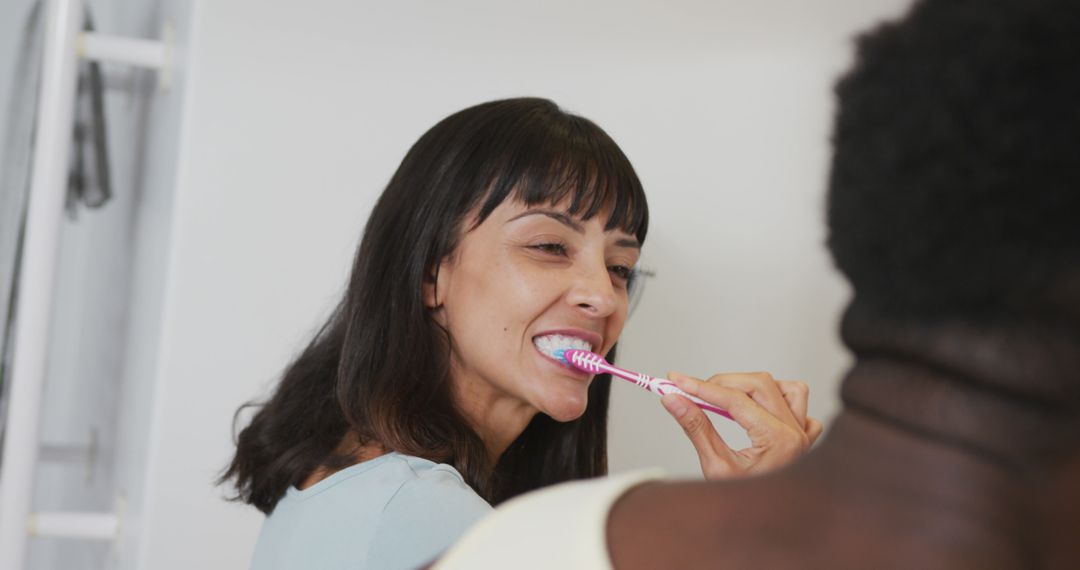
[435,470,661,569]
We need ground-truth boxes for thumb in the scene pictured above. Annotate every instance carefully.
[662,394,734,471]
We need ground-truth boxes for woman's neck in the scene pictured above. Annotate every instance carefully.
[450,372,536,464]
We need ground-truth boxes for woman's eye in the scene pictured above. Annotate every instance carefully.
[608,265,634,282]
[530,243,568,256]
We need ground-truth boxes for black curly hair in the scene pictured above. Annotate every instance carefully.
[826,0,1080,322]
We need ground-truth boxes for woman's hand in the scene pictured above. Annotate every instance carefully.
[661,371,823,480]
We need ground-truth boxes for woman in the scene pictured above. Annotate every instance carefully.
[221,98,817,569]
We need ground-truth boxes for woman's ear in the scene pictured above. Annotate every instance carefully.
[423,260,448,310]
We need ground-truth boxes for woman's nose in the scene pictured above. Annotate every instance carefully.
[566,260,617,318]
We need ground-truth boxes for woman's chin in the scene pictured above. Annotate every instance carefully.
[539,394,589,422]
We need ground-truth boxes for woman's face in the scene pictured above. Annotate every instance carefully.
[428,197,641,424]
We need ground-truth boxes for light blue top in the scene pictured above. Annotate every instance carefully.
[251,452,493,570]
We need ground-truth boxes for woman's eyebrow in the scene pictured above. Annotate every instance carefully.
[508,208,641,249]
[508,209,584,232]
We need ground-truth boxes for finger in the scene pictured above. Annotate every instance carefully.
[668,370,701,383]
[668,377,814,477]
[673,372,801,433]
[805,417,824,445]
[660,394,736,479]
[671,375,812,465]
[777,380,810,428]
[706,372,802,432]
[669,377,791,442]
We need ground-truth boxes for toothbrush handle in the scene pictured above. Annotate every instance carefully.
[603,364,734,420]
[649,377,735,420]
[648,377,734,418]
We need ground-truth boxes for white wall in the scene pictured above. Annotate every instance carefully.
[609,53,855,475]
[105,1,197,569]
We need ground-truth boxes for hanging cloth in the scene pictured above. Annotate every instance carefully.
[66,9,112,215]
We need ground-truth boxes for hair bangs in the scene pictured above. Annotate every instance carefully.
[472,110,649,243]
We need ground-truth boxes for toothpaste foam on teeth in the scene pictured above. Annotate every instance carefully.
[533,334,592,360]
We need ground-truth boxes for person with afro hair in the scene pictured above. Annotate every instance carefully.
[431,0,1080,567]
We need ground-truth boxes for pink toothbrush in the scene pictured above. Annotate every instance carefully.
[558,349,733,420]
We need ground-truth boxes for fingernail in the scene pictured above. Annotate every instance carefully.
[662,394,689,418]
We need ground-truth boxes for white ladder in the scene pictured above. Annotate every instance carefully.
[0,0,172,567]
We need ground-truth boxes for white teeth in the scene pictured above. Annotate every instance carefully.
[533,334,594,359]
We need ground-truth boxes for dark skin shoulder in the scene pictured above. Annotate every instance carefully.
[606,412,1055,570]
